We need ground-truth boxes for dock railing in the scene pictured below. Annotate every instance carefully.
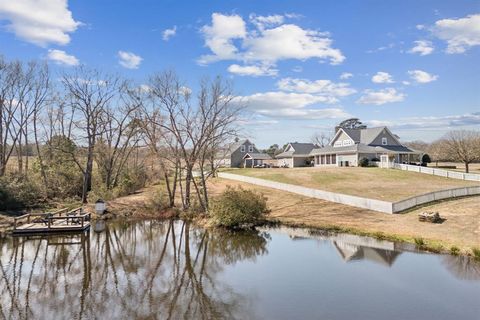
[13,207,89,231]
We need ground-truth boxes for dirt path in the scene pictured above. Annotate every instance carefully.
[208,178,480,253]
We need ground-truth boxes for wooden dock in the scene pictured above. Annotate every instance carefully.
[12,207,90,235]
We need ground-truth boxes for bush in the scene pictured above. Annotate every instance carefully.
[0,174,44,210]
[450,246,460,255]
[414,237,425,247]
[422,154,431,164]
[472,247,480,260]
[210,186,268,228]
[359,158,370,167]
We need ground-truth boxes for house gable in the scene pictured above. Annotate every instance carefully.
[368,128,402,146]
[284,144,295,153]
[331,129,355,147]
[229,139,259,167]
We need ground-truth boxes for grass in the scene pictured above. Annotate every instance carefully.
[224,166,479,201]
[208,177,480,255]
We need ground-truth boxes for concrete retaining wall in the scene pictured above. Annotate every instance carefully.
[218,172,480,214]
[392,186,480,212]
[393,163,480,182]
[218,172,394,214]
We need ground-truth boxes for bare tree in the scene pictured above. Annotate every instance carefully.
[311,132,331,147]
[442,130,480,173]
[61,67,121,202]
[147,72,242,211]
[95,82,142,190]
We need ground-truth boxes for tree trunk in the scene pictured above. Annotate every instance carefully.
[465,162,469,173]
[82,145,94,203]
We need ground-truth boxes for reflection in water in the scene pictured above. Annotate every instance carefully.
[1,221,479,320]
[0,220,269,320]
[442,255,480,281]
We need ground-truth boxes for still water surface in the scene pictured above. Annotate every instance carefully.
[1,220,479,320]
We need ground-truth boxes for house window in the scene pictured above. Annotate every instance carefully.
[332,154,336,164]
[382,137,388,145]
[342,140,353,146]
[334,141,342,147]
[248,145,254,152]
[240,145,245,152]
[326,155,331,165]
[321,155,325,165]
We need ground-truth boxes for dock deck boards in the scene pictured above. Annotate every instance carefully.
[13,221,90,234]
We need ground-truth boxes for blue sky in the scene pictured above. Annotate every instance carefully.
[0,0,479,148]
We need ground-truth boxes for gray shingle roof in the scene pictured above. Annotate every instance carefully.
[277,142,316,158]
[243,152,272,160]
[310,143,417,155]
[339,127,387,145]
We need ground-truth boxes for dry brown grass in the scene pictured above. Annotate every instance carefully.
[208,178,480,252]
[224,167,479,201]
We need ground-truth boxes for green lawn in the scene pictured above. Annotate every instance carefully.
[223,167,479,201]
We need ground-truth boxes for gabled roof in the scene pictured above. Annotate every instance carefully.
[243,152,272,160]
[276,142,316,158]
[330,126,402,146]
[310,143,418,155]
[226,139,251,154]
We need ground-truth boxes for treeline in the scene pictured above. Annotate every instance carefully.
[406,131,480,173]
[0,56,242,210]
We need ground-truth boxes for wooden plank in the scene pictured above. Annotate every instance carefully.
[12,222,90,235]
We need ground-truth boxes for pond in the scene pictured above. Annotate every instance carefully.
[1,220,479,320]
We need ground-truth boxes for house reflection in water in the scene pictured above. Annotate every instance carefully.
[332,240,401,267]
[274,226,404,267]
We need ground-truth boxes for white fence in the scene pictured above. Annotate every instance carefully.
[392,163,480,182]
[218,172,480,214]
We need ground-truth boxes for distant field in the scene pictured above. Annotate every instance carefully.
[223,167,479,201]
[427,162,480,173]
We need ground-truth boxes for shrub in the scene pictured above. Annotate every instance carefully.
[472,247,480,260]
[450,246,460,255]
[414,237,425,247]
[422,154,431,164]
[210,186,268,228]
[0,174,44,210]
[359,158,370,167]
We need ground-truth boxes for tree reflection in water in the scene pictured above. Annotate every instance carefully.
[0,220,269,320]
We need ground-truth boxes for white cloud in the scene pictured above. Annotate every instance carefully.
[339,72,353,80]
[368,112,480,130]
[432,14,480,53]
[198,13,246,64]
[199,13,345,69]
[117,51,143,69]
[292,66,303,73]
[47,49,79,66]
[277,78,356,98]
[162,26,177,41]
[243,24,345,65]
[357,88,405,105]
[227,64,278,77]
[249,14,284,30]
[233,91,350,120]
[416,24,425,30]
[408,70,438,83]
[0,0,80,46]
[409,40,434,56]
[371,71,394,84]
